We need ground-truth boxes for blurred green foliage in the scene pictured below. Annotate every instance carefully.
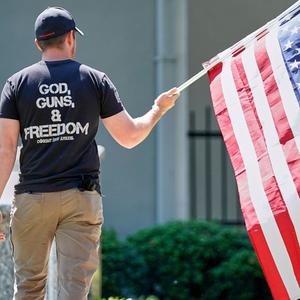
[93,221,272,300]
[94,297,159,300]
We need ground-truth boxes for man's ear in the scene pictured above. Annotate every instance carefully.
[35,39,42,52]
[66,30,74,46]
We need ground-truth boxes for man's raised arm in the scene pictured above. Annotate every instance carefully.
[102,87,180,149]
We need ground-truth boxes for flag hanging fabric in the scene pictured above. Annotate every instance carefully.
[207,3,300,300]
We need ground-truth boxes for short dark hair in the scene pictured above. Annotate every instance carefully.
[37,33,68,51]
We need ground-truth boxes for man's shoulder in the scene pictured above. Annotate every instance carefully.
[7,62,43,83]
[78,63,106,81]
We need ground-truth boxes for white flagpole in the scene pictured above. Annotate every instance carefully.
[177,68,208,92]
[177,0,300,93]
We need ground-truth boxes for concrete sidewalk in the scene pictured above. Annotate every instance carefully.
[0,205,14,300]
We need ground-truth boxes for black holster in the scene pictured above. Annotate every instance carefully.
[79,175,100,193]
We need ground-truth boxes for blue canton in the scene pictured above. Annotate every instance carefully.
[279,9,300,105]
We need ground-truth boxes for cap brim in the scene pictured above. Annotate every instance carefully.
[75,26,84,36]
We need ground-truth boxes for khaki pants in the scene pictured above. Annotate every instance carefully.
[9,188,103,300]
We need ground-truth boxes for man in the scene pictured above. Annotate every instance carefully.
[0,6,180,300]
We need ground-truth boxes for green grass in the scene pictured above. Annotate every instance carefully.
[91,269,159,300]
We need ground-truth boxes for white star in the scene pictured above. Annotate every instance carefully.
[291,26,299,35]
[284,40,293,51]
[290,60,300,70]
[280,26,289,33]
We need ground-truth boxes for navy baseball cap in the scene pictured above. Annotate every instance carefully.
[35,7,84,41]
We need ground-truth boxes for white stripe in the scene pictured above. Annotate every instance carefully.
[266,25,300,149]
[243,42,300,246]
[265,26,300,244]
[221,58,300,299]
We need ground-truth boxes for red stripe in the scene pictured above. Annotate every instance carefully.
[255,38,294,145]
[208,66,289,300]
[232,54,300,288]
[254,37,300,198]
[248,224,290,300]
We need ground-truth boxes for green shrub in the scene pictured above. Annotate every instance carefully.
[99,221,271,300]
[203,249,271,300]
[101,229,126,297]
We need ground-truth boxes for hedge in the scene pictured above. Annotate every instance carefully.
[99,221,272,300]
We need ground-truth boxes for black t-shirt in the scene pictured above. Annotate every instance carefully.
[0,59,124,193]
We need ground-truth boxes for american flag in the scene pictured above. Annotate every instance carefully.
[208,4,300,300]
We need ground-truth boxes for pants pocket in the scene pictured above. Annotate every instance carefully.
[76,190,103,225]
[11,193,44,239]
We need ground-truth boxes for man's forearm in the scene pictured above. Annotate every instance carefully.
[126,87,180,148]
[130,105,166,148]
[0,148,17,199]
[102,87,180,149]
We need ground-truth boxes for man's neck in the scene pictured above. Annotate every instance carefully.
[42,49,72,61]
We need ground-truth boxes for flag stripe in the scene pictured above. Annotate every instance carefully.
[266,27,300,205]
[247,225,290,300]
[232,52,300,287]
[231,56,286,217]
[209,66,290,300]
[221,58,300,299]
[255,35,300,206]
[266,26,300,148]
[241,42,300,286]
[255,36,300,196]
[256,34,300,236]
